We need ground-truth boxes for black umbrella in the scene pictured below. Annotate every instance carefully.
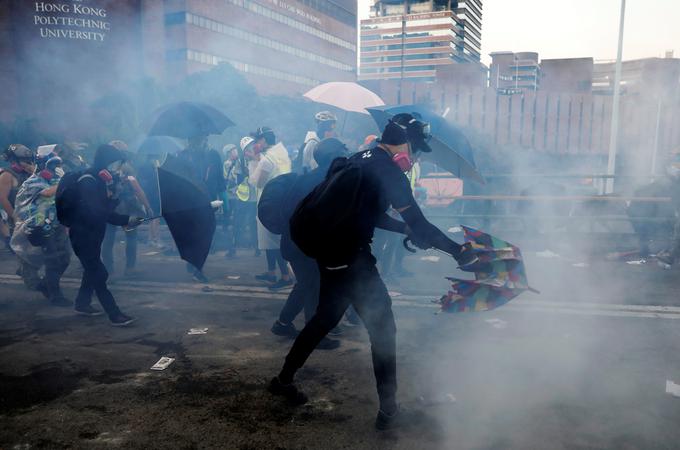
[131,135,184,157]
[148,101,235,139]
[367,105,485,184]
[157,154,215,271]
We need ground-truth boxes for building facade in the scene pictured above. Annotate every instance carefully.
[359,0,483,84]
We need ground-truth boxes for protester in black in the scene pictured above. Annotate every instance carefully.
[69,144,143,326]
[269,116,476,430]
[271,138,349,349]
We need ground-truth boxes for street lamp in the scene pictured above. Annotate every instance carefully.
[606,0,626,193]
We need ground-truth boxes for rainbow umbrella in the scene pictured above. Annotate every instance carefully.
[437,226,538,313]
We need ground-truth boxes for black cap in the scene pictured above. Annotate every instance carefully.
[94,144,125,170]
[378,121,408,146]
[391,113,432,153]
[313,137,348,167]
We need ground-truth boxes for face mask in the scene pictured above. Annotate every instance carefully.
[392,151,413,172]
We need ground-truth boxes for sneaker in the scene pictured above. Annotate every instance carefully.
[271,320,298,338]
[192,270,209,283]
[375,406,425,431]
[316,337,340,350]
[328,325,344,336]
[75,305,104,316]
[110,313,137,327]
[268,278,294,291]
[268,376,308,405]
[50,296,73,307]
[255,273,277,283]
[455,243,479,268]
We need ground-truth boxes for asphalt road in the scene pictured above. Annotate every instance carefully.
[1,239,680,449]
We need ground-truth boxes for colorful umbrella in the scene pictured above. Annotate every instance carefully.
[437,226,537,313]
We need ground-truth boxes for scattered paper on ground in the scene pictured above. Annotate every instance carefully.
[142,251,159,256]
[626,259,647,265]
[388,291,402,297]
[448,226,462,233]
[201,286,214,292]
[150,357,175,371]
[572,262,589,268]
[666,380,680,397]
[536,250,560,259]
[421,256,440,262]
[485,318,508,329]
[188,327,209,335]
[226,275,241,280]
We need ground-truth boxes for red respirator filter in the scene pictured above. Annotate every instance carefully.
[98,169,113,184]
[392,152,413,172]
[39,170,53,181]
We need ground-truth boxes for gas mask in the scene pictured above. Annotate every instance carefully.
[392,151,414,172]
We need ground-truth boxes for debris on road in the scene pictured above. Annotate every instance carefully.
[188,327,209,335]
[388,291,402,297]
[226,275,241,280]
[666,380,680,397]
[150,357,175,371]
[448,226,462,233]
[485,318,508,329]
[142,251,160,256]
[536,250,560,259]
[626,259,647,265]
[202,286,214,292]
[421,256,441,262]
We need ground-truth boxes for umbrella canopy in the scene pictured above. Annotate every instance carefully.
[367,104,484,184]
[148,101,234,139]
[131,135,184,157]
[303,82,385,114]
[158,154,216,270]
[437,226,536,313]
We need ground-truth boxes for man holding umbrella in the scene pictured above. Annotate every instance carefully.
[269,114,477,430]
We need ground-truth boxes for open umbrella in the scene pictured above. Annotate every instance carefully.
[303,82,385,114]
[157,154,215,271]
[148,101,234,139]
[131,135,184,157]
[437,226,537,313]
[367,104,484,184]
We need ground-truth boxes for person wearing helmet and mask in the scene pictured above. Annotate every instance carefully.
[223,142,247,258]
[67,144,143,326]
[0,144,36,240]
[11,146,71,306]
[269,114,477,430]
[295,111,337,173]
[250,127,293,289]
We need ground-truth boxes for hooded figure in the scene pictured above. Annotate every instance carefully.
[67,144,142,326]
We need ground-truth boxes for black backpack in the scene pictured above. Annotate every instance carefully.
[257,172,300,235]
[55,171,94,227]
[290,158,370,265]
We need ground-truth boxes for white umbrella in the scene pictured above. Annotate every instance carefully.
[303,82,385,114]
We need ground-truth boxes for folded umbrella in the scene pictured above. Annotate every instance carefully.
[367,104,484,184]
[157,154,215,271]
[437,226,537,313]
[148,101,234,139]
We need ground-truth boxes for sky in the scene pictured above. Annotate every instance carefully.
[358,0,680,66]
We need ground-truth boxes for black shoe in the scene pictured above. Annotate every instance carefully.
[375,405,425,431]
[316,337,340,350]
[50,296,73,307]
[110,313,136,327]
[271,320,298,338]
[36,279,49,299]
[268,376,308,405]
[192,270,209,283]
[75,305,104,316]
[268,278,294,291]
[255,273,277,283]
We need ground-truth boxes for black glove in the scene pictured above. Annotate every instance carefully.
[454,242,478,268]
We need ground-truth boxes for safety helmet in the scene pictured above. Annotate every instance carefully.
[240,136,255,152]
[315,111,337,123]
[3,144,35,163]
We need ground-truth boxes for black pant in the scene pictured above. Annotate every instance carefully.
[281,251,397,410]
[20,227,71,299]
[279,255,319,324]
[70,229,122,318]
[102,224,137,272]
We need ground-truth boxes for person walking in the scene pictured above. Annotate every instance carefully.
[295,111,338,173]
[250,127,293,289]
[64,144,143,326]
[269,115,477,430]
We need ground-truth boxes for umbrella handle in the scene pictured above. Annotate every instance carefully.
[403,237,417,253]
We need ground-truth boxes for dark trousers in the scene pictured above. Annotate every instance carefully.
[20,227,71,299]
[279,255,319,324]
[70,229,122,318]
[102,224,137,272]
[266,249,289,275]
[281,251,397,410]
